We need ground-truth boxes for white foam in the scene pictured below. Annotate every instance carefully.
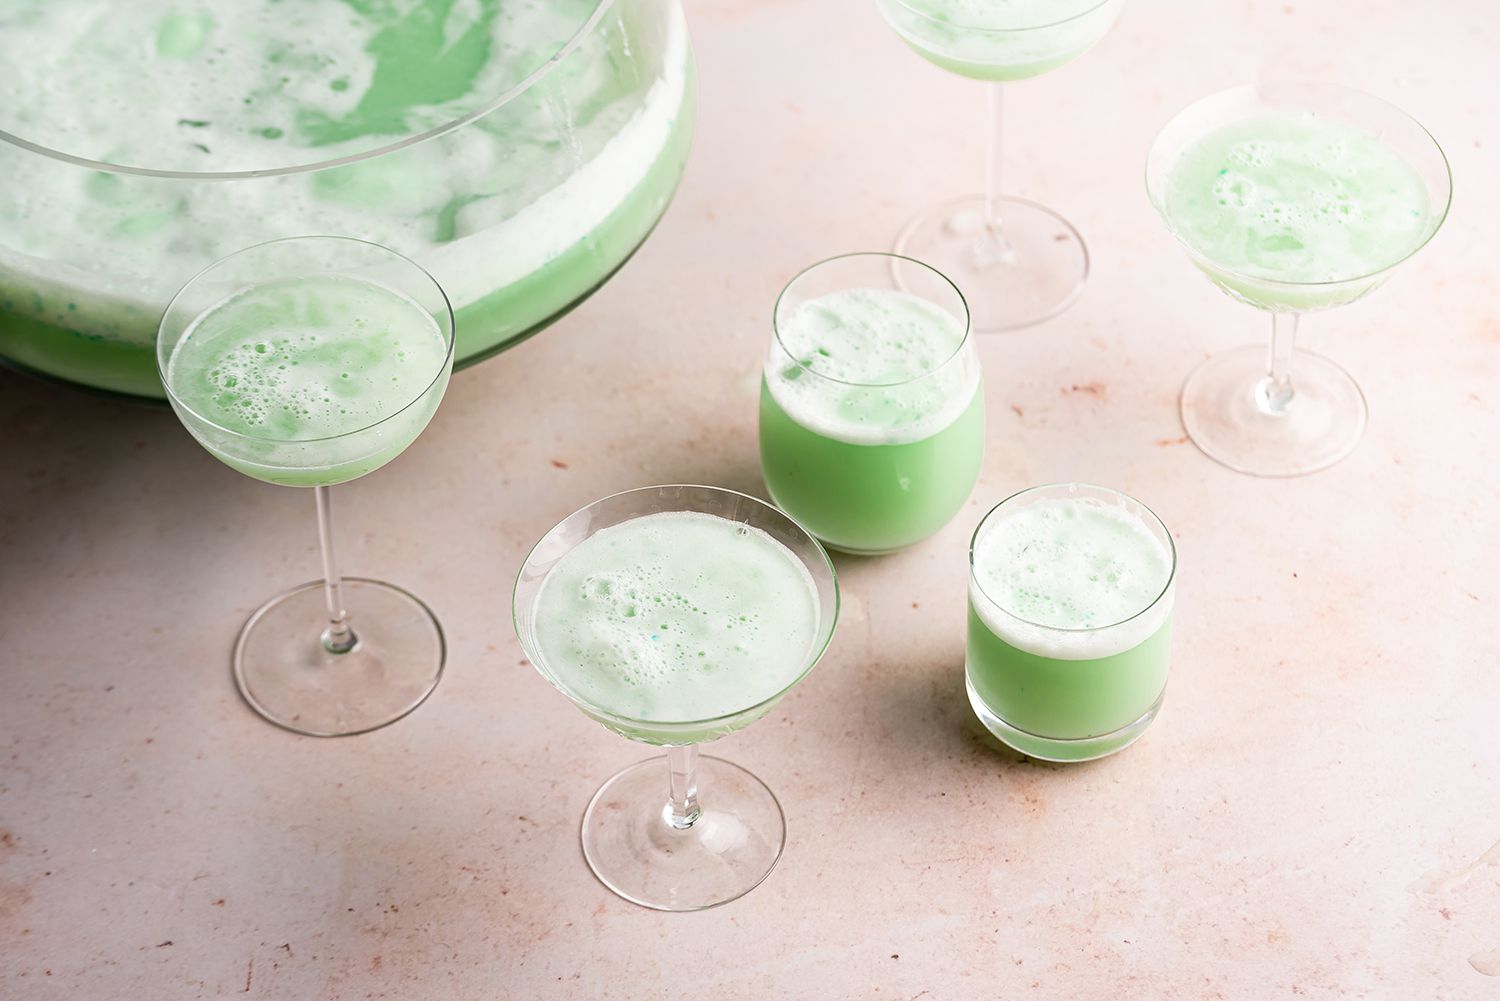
[166,275,447,438]
[765,287,980,446]
[894,0,1108,30]
[0,1,690,343]
[1162,112,1432,284]
[425,6,689,303]
[531,511,822,723]
[879,0,1120,75]
[970,494,1174,660]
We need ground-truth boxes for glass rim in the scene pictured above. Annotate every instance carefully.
[770,251,972,389]
[513,483,841,735]
[882,0,1116,33]
[155,234,456,446]
[968,482,1178,635]
[1144,80,1454,292]
[0,0,616,180]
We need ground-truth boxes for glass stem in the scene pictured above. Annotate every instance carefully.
[664,744,701,830]
[315,485,358,654]
[974,81,1016,269]
[1258,312,1300,416]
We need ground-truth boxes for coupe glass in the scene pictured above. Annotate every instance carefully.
[513,485,839,911]
[877,0,1124,331]
[1146,82,1452,477]
[158,236,455,736]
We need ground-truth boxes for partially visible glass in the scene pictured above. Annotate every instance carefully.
[877,0,1123,331]
[1146,82,1452,477]
[158,236,455,736]
[967,483,1176,762]
[760,252,982,555]
[513,485,839,911]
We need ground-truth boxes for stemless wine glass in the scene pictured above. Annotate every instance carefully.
[513,485,839,911]
[158,236,456,736]
[877,0,1124,331]
[1146,82,1452,477]
[759,252,982,555]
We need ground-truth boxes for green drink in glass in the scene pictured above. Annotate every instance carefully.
[1147,82,1451,477]
[514,485,839,911]
[759,253,983,555]
[159,236,455,737]
[166,274,450,487]
[966,483,1176,762]
[877,0,1122,82]
[876,0,1124,331]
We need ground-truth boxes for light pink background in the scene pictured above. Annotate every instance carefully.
[2,1,1498,997]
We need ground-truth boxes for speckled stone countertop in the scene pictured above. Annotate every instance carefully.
[2,1,1498,998]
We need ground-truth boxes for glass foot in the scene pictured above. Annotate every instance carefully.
[894,193,1089,332]
[967,677,1164,763]
[581,755,785,911]
[1180,345,1368,477]
[232,577,445,737]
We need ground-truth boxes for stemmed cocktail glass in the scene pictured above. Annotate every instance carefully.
[877,0,1124,331]
[1146,82,1451,477]
[513,485,839,911]
[158,236,455,736]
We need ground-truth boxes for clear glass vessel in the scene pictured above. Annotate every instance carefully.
[513,485,839,911]
[0,0,695,399]
[158,236,456,737]
[1146,82,1451,477]
[967,483,1176,762]
[759,252,982,554]
[876,0,1123,331]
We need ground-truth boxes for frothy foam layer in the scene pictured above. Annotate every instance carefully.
[0,0,596,172]
[895,0,1107,30]
[1162,111,1432,284]
[167,275,447,441]
[971,495,1174,660]
[0,0,689,354]
[766,287,978,446]
[878,0,1119,79]
[531,511,820,724]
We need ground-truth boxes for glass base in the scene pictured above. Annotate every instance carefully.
[966,677,1164,763]
[894,193,1088,332]
[1180,345,1368,477]
[232,577,445,737]
[581,755,785,911]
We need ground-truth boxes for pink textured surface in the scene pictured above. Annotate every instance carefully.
[2,1,1498,997]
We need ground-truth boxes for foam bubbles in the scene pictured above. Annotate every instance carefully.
[1163,111,1432,283]
[531,511,821,723]
[971,496,1174,660]
[902,0,1107,29]
[0,1,691,355]
[880,0,1119,80]
[766,287,979,446]
[167,274,446,444]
